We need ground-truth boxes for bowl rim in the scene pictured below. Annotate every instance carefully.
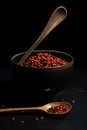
[11,50,74,70]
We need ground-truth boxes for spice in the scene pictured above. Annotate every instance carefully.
[35,117,39,121]
[72,100,75,103]
[40,116,44,120]
[11,117,16,121]
[20,52,68,68]
[47,105,67,114]
[34,116,44,121]
[20,120,25,124]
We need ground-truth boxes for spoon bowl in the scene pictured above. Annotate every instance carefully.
[0,101,72,115]
[40,101,72,115]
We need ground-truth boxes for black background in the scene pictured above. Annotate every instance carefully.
[1,0,86,67]
[0,1,87,130]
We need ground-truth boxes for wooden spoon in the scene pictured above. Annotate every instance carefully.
[18,6,67,64]
[0,102,72,115]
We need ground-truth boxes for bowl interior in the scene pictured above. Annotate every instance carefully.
[11,50,74,69]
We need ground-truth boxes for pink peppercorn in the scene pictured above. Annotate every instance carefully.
[47,105,67,114]
[11,117,16,121]
[20,120,25,124]
[21,52,68,68]
[40,116,44,120]
[72,100,75,103]
[35,117,39,121]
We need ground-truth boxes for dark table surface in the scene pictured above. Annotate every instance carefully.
[0,66,87,130]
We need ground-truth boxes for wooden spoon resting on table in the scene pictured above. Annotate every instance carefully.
[0,102,72,115]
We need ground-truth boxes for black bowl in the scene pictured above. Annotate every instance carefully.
[11,50,74,102]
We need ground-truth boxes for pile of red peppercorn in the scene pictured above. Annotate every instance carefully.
[21,52,68,68]
[47,105,67,114]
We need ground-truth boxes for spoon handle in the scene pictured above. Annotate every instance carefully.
[18,6,67,64]
[0,106,42,113]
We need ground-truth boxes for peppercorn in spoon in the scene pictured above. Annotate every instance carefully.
[0,102,72,115]
[18,6,67,65]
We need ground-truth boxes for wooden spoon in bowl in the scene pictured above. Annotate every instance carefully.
[18,6,67,65]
